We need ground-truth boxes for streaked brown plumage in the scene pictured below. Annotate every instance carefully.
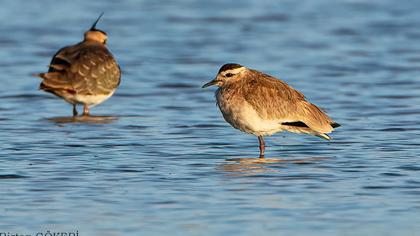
[37,13,120,116]
[202,63,340,158]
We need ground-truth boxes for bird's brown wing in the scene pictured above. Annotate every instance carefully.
[39,45,75,93]
[243,71,334,133]
[40,43,120,95]
[67,45,120,95]
[243,71,305,119]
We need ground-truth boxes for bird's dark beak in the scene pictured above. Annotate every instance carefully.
[202,78,218,88]
[90,12,104,31]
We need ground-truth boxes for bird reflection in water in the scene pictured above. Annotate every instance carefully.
[218,157,326,176]
[46,115,118,124]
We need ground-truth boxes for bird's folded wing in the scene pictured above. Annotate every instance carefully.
[67,46,121,95]
[244,73,334,133]
[39,43,120,95]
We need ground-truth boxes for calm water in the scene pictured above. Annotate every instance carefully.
[1,0,420,235]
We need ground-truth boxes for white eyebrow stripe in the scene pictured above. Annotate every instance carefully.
[223,67,245,75]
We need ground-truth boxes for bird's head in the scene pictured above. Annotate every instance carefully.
[84,12,108,44]
[202,63,247,88]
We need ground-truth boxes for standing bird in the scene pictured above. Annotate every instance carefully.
[37,13,121,116]
[202,63,340,158]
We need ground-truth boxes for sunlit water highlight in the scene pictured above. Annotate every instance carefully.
[1,0,420,235]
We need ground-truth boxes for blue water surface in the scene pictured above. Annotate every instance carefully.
[1,0,420,235]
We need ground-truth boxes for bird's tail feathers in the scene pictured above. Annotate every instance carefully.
[37,72,73,92]
[316,133,331,140]
[331,122,341,128]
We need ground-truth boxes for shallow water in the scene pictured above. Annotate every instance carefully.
[1,0,420,235]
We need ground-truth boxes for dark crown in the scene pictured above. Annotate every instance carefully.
[218,63,243,73]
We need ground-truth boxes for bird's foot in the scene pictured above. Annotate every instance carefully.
[82,105,90,116]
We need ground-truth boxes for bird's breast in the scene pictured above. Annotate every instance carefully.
[216,88,282,136]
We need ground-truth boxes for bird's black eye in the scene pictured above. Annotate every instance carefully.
[225,73,233,77]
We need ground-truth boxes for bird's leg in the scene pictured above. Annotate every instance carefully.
[82,105,90,116]
[258,136,265,158]
[72,104,78,116]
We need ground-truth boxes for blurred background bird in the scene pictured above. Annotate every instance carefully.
[36,13,121,116]
[203,63,340,158]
